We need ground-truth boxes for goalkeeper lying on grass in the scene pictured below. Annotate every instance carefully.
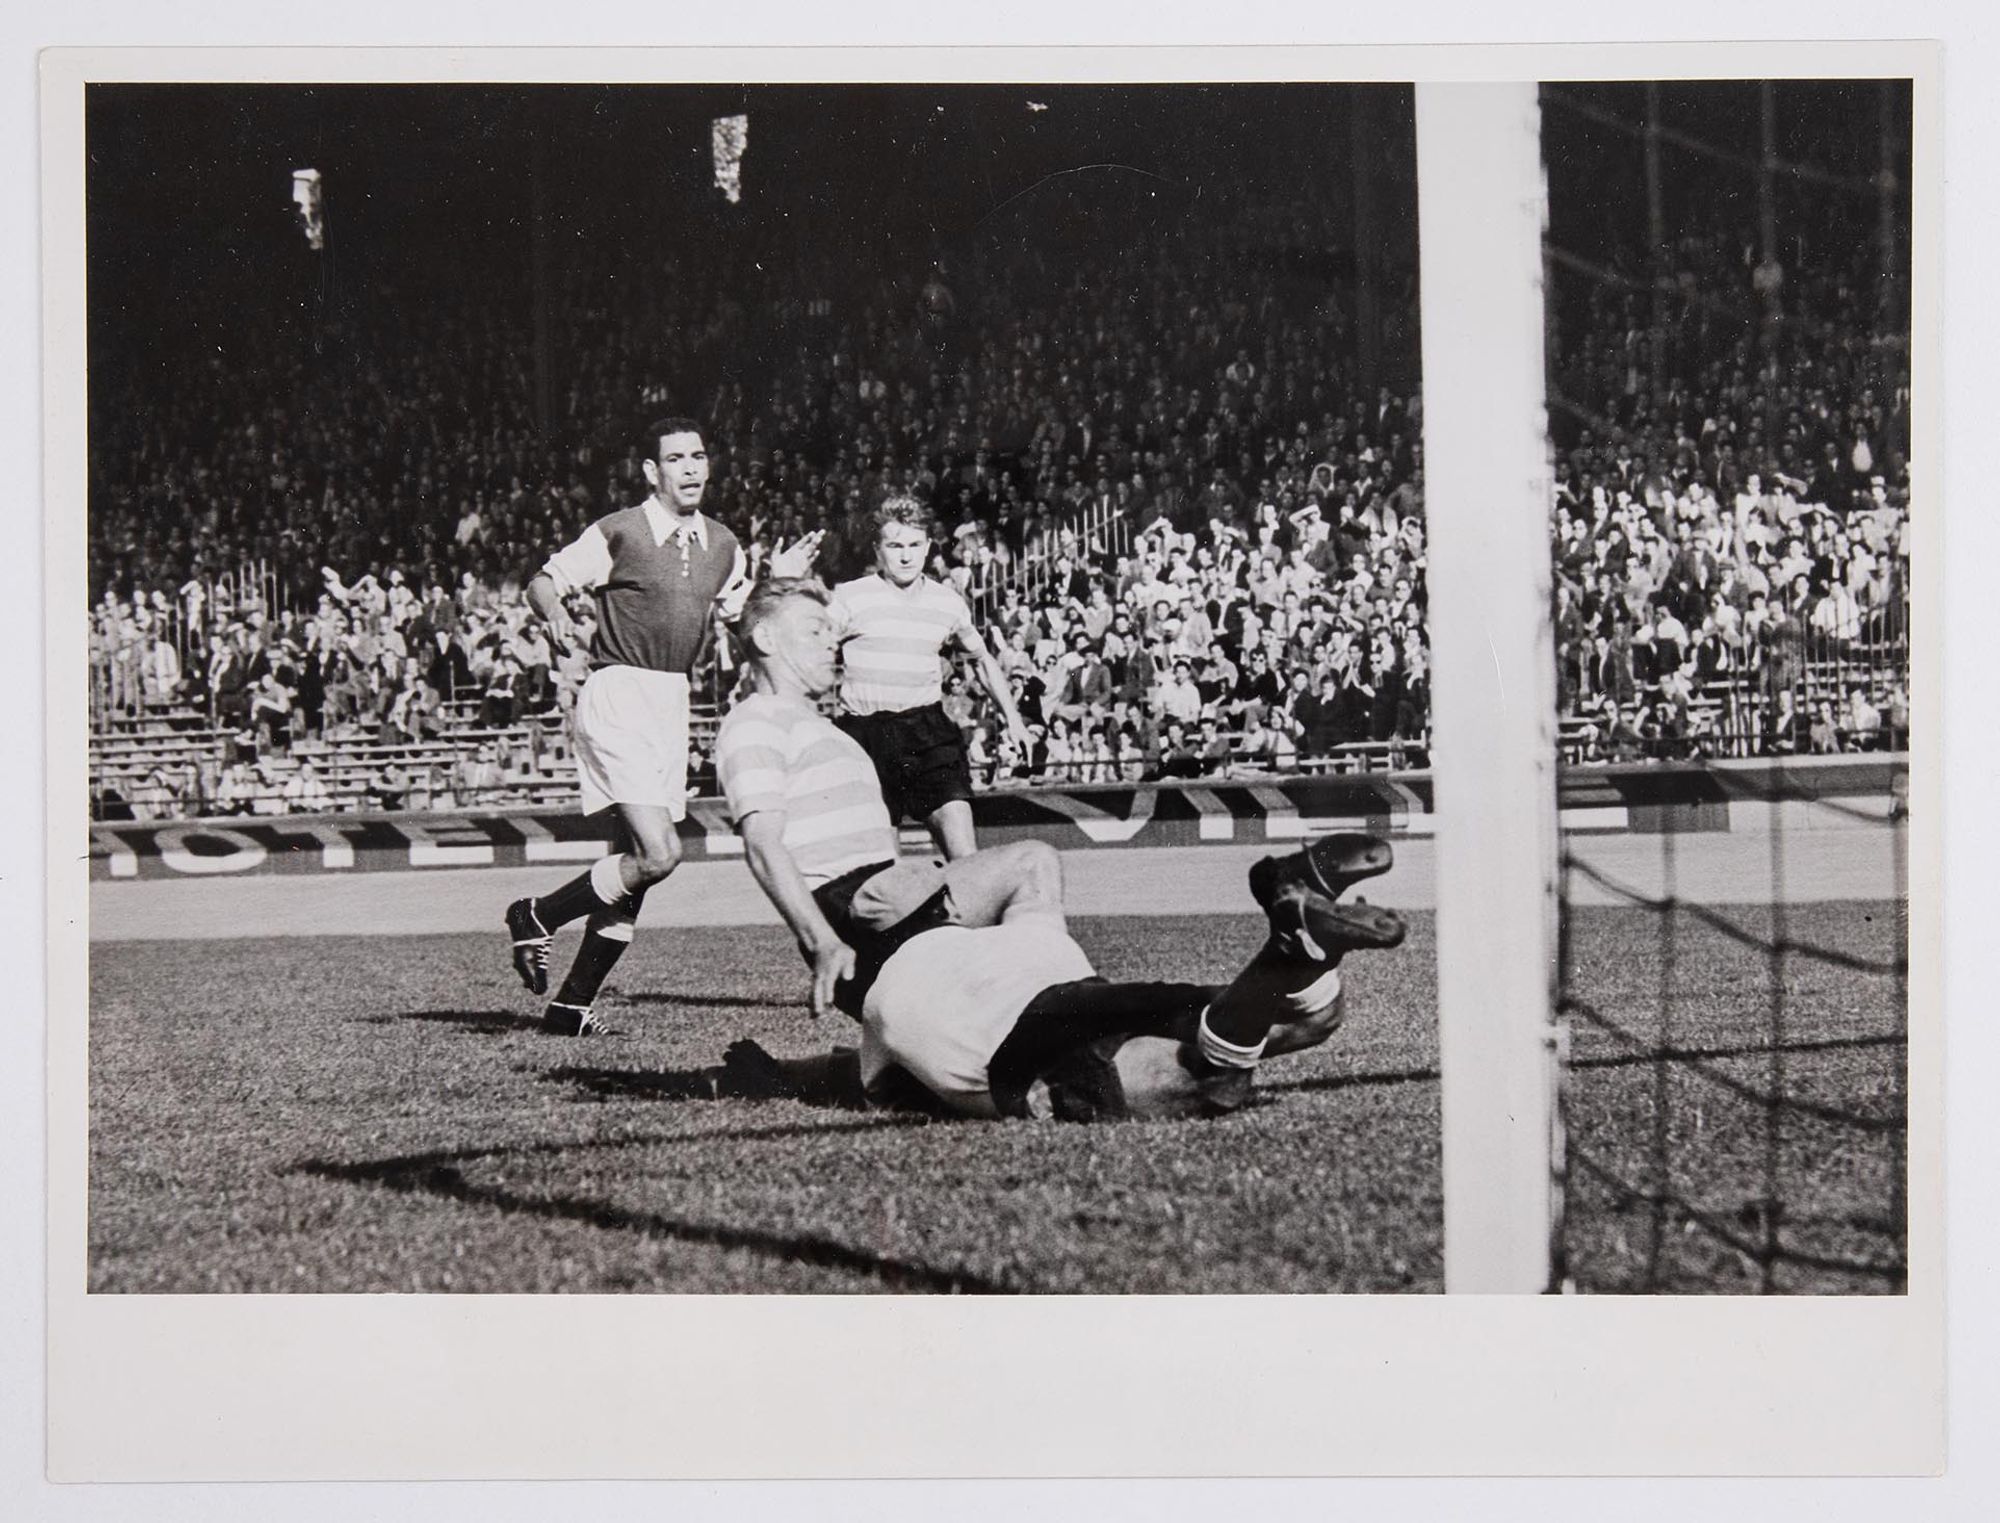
[706,576,1406,1122]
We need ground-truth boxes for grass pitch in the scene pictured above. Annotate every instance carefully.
[89,911,1442,1294]
[88,899,1904,1295]
[1560,900,1907,1294]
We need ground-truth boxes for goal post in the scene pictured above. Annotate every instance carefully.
[1414,83,1564,1294]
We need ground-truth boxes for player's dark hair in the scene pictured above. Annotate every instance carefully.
[874,495,932,541]
[644,416,706,455]
[733,576,827,661]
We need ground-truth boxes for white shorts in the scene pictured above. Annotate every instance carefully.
[571,666,691,819]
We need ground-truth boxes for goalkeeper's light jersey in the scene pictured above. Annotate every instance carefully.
[859,921,1097,1117]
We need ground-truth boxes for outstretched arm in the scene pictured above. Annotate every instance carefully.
[956,626,1033,750]
[739,811,857,1019]
[711,1042,959,1115]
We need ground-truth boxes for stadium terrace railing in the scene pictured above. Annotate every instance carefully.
[1556,598,1909,764]
[92,643,1911,821]
[89,713,1429,822]
[970,492,1135,625]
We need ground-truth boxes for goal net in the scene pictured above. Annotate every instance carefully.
[1418,79,1911,1294]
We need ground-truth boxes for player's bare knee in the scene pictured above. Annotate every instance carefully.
[627,835,683,886]
[931,800,979,860]
[1011,839,1063,894]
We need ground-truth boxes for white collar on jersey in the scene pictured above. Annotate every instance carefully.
[644,498,710,550]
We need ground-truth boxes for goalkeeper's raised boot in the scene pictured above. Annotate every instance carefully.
[541,1001,602,1037]
[1249,834,1405,964]
[506,898,552,996]
[1249,831,1394,907]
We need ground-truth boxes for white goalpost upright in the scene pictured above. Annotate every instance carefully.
[1413,83,1565,1294]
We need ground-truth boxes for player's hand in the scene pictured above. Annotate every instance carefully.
[768,530,826,578]
[544,610,581,656]
[807,938,857,1021]
[1006,717,1035,753]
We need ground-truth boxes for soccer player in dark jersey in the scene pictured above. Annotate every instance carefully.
[503,418,820,1034]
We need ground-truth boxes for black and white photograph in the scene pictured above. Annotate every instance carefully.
[83,80,1454,1296]
[34,35,1954,1487]
[77,73,1910,1297]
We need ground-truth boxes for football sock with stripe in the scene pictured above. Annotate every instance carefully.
[551,888,646,1008]
[1201,939,1345,1052]
[533,852,638,933]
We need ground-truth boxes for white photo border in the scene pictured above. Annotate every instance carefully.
[35,33,1952,1489]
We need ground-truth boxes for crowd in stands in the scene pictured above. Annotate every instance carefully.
[1545,217,1912,761]
[90,562,590,819]
[88,177,1911,821]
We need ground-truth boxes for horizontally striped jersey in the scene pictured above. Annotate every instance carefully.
[543,499,748,675]
[714,690,898,888]
[827,573,978,716]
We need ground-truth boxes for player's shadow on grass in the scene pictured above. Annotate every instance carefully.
[619,992,805,1010]
[296,1119,1004,1294]
[544,1065,726,1103]
[1263,1063,1441,1096]
[359,1009,544,1035]
[541,1063,962,1118]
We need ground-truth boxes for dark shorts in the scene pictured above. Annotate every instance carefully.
[811,859,956,1019]
[836,703,973,825]
[986,978,1249,1121]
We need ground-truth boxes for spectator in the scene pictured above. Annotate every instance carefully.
[248,669,296,751]
[130,766,179,823]
[941,671,979,745]
[1229,708,1285,776]
[283,758,334,813]
[1155,657,1203,726]
[1844,684,1882,750]
[1053,633,1114,723]
[1882,682,1910,749]
[213,758,257,815]
[455,743,506,806]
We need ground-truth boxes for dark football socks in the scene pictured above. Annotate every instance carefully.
[550,893,646,1008]
[534,852,639,933]
[1201,939,1345,1053]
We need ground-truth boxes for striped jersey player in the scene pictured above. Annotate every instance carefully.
[712,578,1064,1022]
[709,577,1409,1121]
[501,416,820,1035]
[827,496,1033,860]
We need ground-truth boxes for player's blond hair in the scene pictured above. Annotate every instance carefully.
[732,577,828,661]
